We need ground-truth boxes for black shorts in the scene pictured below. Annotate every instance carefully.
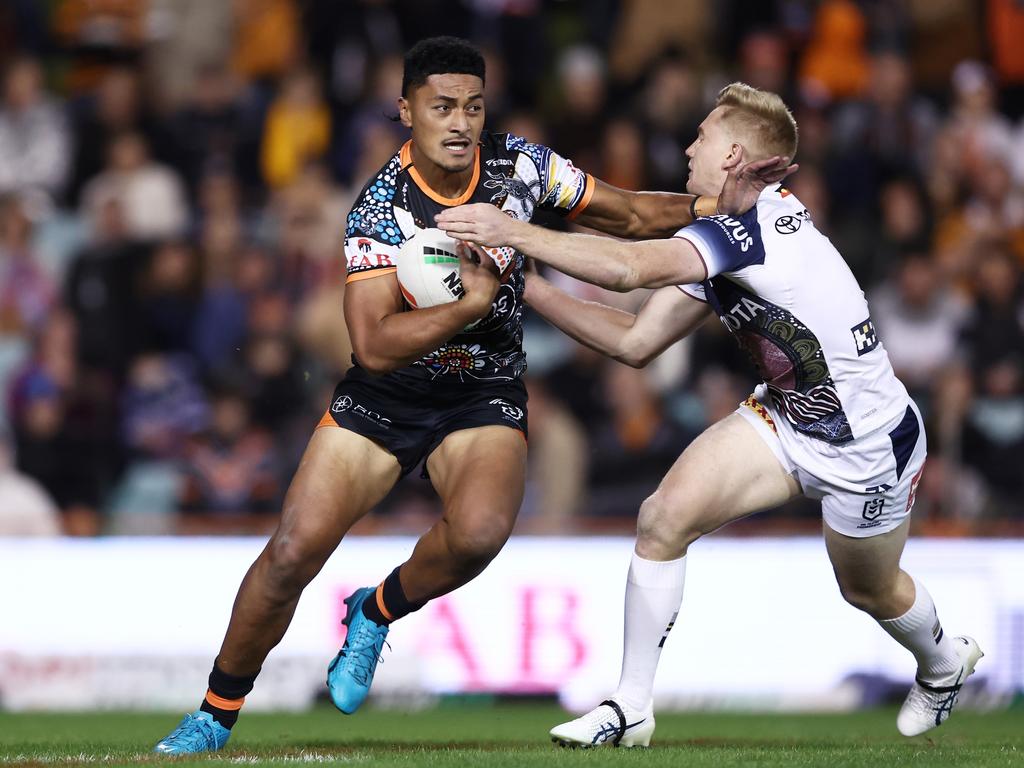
[320,367,528,478]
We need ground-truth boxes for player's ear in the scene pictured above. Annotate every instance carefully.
[398,97,412,128]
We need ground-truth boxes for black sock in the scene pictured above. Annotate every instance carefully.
[360,566,426,626]
[199,663,258,729]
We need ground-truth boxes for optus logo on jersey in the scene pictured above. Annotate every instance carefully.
[709,215,754,252]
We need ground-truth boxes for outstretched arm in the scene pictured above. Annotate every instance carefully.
[437,204,707,291]
[573,155,796,238]
[525,276,713,368]
[574,181,718,239]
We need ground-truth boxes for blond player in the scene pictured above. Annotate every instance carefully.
[437,82,982,746]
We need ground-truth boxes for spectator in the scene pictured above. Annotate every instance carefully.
[121,352,209,461]
[164,63,262,198]
[829,50,938,211]
[230,0,300,85]
[81,132,188,240]
[637,52,702,193]
[53,0,148,93]
[0,424,61,537]
[135,240,202,355]
[548,46,607,174]
[261,67,331,189]
[587,362,696,518]
[179,388,282,517]
[870,252,969,396]
[63,195,146,377]
[0,195,56,337]
[0,57,71,201]
[798,0,869,104]
[67,66,150,205]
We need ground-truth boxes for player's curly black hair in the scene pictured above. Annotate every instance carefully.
[402,36,485,97]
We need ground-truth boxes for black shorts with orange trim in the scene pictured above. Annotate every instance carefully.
[318,365,528,478]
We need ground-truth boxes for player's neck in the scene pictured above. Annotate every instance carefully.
[409,142,476,199]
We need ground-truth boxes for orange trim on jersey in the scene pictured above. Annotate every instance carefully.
[317,410,337,429]
[345,266,397,284]
[566,173,597,221]
[205,690,245,711]
[400,140,481,206]
[779,187,792,197]
[742,394,777,434]
[375,583,395,622]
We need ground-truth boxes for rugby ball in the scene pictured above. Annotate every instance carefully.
[396,228,465,309]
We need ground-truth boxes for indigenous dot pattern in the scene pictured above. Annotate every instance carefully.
[346,155,405,246]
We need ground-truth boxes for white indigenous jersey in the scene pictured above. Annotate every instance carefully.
[677,186,908,445]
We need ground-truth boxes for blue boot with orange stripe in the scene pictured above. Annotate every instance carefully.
[327,586,390,714]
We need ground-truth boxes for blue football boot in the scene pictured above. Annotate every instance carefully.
[327,586,390,714]
[153,711,231,754]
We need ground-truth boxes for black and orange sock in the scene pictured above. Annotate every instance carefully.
[361,566,426,626]
[198,663,258,729]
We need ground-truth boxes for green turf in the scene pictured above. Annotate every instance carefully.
[0,703,1021,767]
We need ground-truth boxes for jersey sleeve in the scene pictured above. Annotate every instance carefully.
[673,210,766,279]
[343,197,403,284]
[505,134,595,219]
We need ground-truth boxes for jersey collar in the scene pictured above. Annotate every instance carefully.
[400,140,481,206]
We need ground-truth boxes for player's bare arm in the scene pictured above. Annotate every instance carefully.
[524,275,713,367]
[345,245,499,375]
[438,204,706,291]
[577,154,796,238]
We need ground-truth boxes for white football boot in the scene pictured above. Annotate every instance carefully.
[897,635,984,737]
[549,698,655,748]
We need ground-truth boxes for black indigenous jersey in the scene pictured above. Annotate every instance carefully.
[344,130,594,384]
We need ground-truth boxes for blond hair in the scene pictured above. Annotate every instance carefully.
[715,82,798,161]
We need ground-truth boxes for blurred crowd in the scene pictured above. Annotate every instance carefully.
[0,0,1021,537]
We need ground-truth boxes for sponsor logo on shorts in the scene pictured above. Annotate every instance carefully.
[332,395,392,428]
[851,318,879,356]
[741,394,777,434]
[490,398,524,422]
[861,497,886,521]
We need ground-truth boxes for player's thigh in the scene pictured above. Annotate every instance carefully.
[824,517,909,597]
[641,412,801,543]
[426,425,528,548]
[273,425,402,560]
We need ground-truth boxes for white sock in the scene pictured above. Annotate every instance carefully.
[613,552,686,711]
[878,577,960,681]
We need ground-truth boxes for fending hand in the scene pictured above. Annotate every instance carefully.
[436,203,522,247]
[717,155,799,217]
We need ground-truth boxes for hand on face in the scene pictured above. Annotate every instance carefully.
[717,154,799,216]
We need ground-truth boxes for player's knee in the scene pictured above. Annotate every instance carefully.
[837,580,887,616]
[635,492,700,559]
[265,533,324,596]
[444,513,513,567]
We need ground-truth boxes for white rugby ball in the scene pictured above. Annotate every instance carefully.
[396,228,465,309]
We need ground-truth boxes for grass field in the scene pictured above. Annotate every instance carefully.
[1,703,1021,768]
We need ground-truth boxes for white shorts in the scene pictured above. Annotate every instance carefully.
[735,385,927,538]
